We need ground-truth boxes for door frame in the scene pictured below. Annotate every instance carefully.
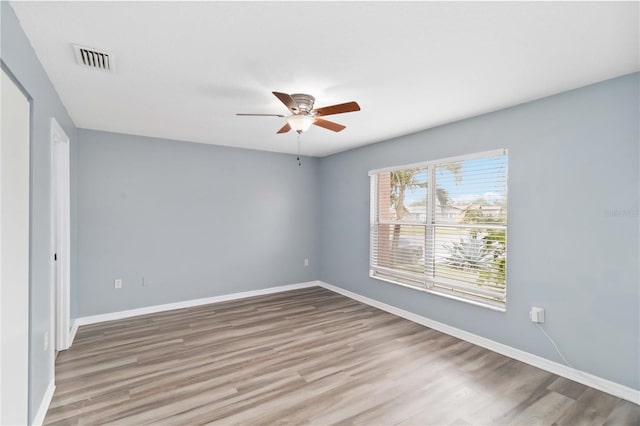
[0,59,32,426]
[51,118,70,353]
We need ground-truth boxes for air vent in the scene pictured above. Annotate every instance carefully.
[72,44,114,72]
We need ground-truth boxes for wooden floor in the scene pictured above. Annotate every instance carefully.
[46,287,639,425]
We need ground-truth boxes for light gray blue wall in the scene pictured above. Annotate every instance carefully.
[318,73,640,390]
[76,130,319,316]
[1,3,78,422]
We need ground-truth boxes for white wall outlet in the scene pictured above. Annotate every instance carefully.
[304,258,309,267]
[530,306,545,323]
[114,279,122,289]
[44,332,49,351]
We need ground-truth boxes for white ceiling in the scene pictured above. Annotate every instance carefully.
[10,1,639,157]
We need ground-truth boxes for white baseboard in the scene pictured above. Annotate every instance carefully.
[317,281,640,405]
[31,379,55,426]
[72,281,319,331]
[67,279,639,405]
[68,321,79,347]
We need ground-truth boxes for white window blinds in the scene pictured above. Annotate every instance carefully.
[369,149,508,310]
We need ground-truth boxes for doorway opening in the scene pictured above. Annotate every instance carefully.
[51,118,70,354]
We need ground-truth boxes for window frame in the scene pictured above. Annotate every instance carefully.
[369,149,508,312]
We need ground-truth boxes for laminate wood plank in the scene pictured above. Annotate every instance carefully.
[547,376,589,400]
[44,287,639,425]
[603,400,640,425]
[506,391,575,425]
[395,382,489,425]
[554,388,622,425]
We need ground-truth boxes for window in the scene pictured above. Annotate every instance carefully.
[369,149,508,310]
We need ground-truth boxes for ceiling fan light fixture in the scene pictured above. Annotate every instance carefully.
[286,114,314,133]
[238,91,360,135]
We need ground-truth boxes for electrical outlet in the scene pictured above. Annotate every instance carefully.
[530,306,545,323]
[114,279,122,289]
[44,332,49,351]
[304,258,309,267]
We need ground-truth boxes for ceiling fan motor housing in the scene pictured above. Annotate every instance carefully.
[290,94,315,113]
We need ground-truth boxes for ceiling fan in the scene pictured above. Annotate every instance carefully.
[237,92,361,134]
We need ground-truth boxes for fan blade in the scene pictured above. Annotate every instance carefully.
[272,92,297,112]
[277,123,291,134]
[313,118,346,132]
[313,101,360,117]
[236,113,286,117]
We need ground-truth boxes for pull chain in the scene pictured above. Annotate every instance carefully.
[296,133,302,166]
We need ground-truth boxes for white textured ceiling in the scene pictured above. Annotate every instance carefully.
[10,1,639,157]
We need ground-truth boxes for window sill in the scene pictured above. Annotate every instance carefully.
[369,272,506,313]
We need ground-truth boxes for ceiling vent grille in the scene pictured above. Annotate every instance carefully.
[72,44,114,72]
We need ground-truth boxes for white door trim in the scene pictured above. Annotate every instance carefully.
[0,62,31,426]
[51,118,70,353]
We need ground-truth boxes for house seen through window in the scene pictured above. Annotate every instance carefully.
[369,149,508,310]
